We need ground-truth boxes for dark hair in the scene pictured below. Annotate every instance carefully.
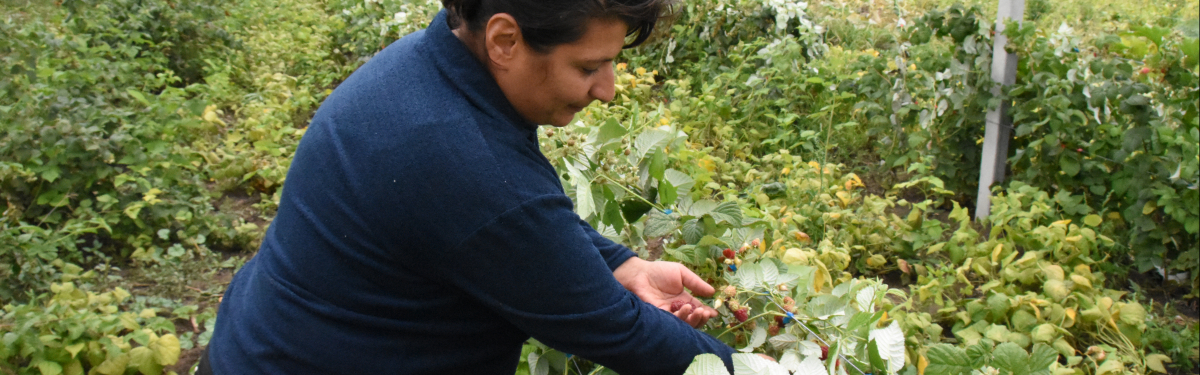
[442,0,674,52]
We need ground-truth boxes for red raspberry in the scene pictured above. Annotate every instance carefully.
[774,315,785,326]
[670,300,687,313]
[767,324,780,336]
[723,248,736,259]
[733,308,749,323]
[820,345,829,360]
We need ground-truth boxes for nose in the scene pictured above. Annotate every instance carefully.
[589,63,616,103]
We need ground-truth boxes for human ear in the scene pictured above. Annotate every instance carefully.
[483,13,523,69]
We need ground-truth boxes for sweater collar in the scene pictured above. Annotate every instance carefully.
[422,10,539,135]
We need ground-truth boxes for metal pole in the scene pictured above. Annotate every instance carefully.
[975,0,1025,220]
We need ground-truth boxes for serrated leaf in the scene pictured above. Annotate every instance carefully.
[684,354,731,375]
[779,351,803,372]
[664,168,695,195]
[759,261,779,286]
[152,334,181,365]
[1029,344,1058,373]
[645,210,678,238]
[869,321,906,374]
[991,342,1030,375]
[1145,354,1172,373]
[708,201,743,226]
[856,286,877,311]
[682,219,704,244]
[740,326,769,353]
[737,263,765,290]
[596,118,626,145]
[868,340,888,374]
[793,354,827,375]
[768,333,799,350]
[732,353,789,375]
[924,344,971,375]
[528,352,549,375]
[634,129,672,160]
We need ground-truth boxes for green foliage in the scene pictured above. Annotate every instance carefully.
[1,0,1196,373]
[0,273,182,375]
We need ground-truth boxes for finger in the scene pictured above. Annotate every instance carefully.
[673,304,693,321]
[676,265,715,297]
[687,310,710,327]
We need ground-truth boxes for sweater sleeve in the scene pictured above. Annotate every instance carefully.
[579,220,637,271]
[432,195,735,375]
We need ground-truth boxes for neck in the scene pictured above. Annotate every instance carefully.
[452,28,490,69]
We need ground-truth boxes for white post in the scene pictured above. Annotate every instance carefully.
[975,0,1025,220]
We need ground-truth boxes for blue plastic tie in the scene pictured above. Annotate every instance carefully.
[664,209,673,214]
[728,264,737,272]
[783,311,794,325]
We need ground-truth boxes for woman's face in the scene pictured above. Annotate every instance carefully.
[499,18,625,127]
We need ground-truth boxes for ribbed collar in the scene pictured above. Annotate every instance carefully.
[420,10,539,135]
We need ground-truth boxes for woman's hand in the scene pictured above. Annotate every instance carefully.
[612,258,718,328]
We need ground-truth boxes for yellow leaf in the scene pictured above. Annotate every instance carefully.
[813,262,830,293]
[1052,219,1072,226]
[139,309,157,319]
[991,243,1004,263]
[151,334,182,366]
[1145,354,1172,373]
[1142,201,1157,215]
[781,167,791,175]
[917,354,929,375]
[1070,274,1093,290]
[836,191,852,206]
[1064,235,1082,242]
[201,105,226,126]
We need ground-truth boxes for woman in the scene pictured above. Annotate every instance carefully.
[203,0,737,373]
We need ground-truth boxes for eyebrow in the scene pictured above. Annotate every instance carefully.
[580,57,616,64]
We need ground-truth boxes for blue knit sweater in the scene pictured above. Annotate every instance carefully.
[207,10,736,374]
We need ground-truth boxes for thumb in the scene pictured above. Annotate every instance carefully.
[677,264,715,297]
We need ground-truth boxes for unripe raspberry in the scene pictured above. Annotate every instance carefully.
[767,324,780,336]
[723,285,737,297]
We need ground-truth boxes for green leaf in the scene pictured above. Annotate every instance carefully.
[924,344,972,375]
[151,334,181,365]
[602,197,626,231]
[1028,344,1059,373]
[991,342,1030,375]
[126,88,151,106]
[681,219,704,244]
[596,118,627,145]
[867,340,888,373]
[684,354,731,375]
[528,352,549,375]
[574,179,594,219]
[1059,154,1080,177]
[644,210,678,238]
[732,353,789,375]
[1083,214,1102,227]
[739,326,768,353]
[868,321,906,373]
[36,360,63,375]
[41,166,61,182]
[93,353,129,375]
[1145,354,1172,373]
[708,201,743,226]
[659,179,678,207]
